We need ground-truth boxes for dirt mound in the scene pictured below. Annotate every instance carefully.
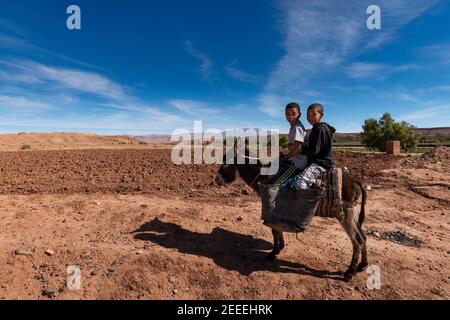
[0,132,146,151]
[334,152,401,184]
[402,147,450,170]
[419,147,450,165]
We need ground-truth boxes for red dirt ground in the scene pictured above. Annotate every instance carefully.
[0,148,448,300]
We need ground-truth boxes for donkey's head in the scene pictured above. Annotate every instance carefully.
[215,147,265,189]
[214,148,240,186]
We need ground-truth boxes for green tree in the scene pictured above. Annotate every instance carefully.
[361,113,421,152]
[279,135,289,148]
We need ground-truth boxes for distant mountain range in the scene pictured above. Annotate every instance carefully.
[134,127,450,143]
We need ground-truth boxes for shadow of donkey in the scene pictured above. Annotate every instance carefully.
[133,218,344,280]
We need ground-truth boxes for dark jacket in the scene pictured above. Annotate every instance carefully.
[302,122,336,170]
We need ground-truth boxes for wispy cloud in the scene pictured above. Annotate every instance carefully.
[0,56,187,132]
[435,85,450,91]
[168,99,220,116]
[0,18,107,72]
[101,102,184,123]
[257,94,284,117]
[0,59,127,100]
[0,113,184,134]
[366,1,439,48]
[225,62,261,84]
[184,41,214,81]
[258,0,438,116]
[0,69,44,84]
[420,43,450,65]
[345,62,421,79]
[0,94,53,111]
[398,104,450,121]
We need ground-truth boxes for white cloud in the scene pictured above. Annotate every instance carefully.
[345,62,387,79]
[420,43,450,65]
[184,41,214,81]
[345,62,421,79]
[100,102,184,124]
[435,85,450,91]
[257,94,284,117]
[0,94,53,110]
[258,0,438,116]
[366,1,439,48]
[0,69,44,84]
[398,104,450,121]
[168,99,220,116]
[225,64,261,83]
[0,30,107,72]
[0,59,127,100]
[0,33,32,48]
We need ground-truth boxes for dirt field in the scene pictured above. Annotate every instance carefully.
[0,144,448,300]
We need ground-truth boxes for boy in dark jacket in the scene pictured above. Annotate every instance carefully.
[282,103,336,190]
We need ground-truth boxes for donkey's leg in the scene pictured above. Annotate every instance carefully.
[266,229,283,260]
[357,231,368,272]
[278,231,285,251]
[339,207,364,281]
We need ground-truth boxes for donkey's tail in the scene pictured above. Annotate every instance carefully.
[357,181,367,228]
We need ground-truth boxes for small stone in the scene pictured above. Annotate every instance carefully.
[241,189,250,195]
[237,216,244,221]
[15,249,34,256]
[43,288,56,297]
[373,232,381,238]
[136,250,143,255]
[140,204,148,208]
[173,289,178,294]
[91,270,98,276]
[45,250,55,256]
[169,276,176,284]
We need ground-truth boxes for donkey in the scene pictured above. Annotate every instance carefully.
[215,152,368,280]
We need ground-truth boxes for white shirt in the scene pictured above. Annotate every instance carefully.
[288,120,308,170]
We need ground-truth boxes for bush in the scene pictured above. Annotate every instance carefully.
[361,113,421,152]
[20,144,31,150]
[279,135,289,148]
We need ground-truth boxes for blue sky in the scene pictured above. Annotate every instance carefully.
[0,0,449,134]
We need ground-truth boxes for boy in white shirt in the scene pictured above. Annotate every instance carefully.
[267,102,308,185]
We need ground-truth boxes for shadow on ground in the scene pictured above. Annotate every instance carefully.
[133,218,344,280]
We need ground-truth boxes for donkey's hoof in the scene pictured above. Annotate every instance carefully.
[265,252,277,261]
[343,270,356,282]
[357,261,368,272]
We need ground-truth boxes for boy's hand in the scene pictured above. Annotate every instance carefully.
[285,141,302,160]
[287,143,296,151]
